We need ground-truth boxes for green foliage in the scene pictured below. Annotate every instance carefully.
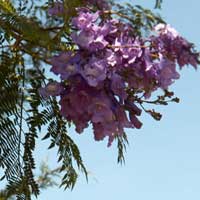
[0,49,23,199]
[0,0,16,14]
[154,0,163,9]
[113,2,165,36]
[116,133,129,164]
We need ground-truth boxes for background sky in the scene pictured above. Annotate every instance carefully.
[32,0,200,199]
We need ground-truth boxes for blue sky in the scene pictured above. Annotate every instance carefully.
[35,0,200,199]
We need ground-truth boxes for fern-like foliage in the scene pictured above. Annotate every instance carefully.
[155,0,163,9]
[0,0,88,197]
[113,3,165,36]
[0,49,24,199]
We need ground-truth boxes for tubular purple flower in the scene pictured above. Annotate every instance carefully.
[39,81,64,98]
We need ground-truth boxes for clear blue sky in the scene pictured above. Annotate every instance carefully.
[33,1,200,199]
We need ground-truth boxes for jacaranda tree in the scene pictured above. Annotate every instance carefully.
[0,0,199,199]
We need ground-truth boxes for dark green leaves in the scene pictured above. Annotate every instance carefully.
[113,3,165,36]
[155,0,163,9]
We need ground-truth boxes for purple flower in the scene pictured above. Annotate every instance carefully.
[110,74,127,100]
[93,121,118,147]
[125,99,142,116]
[114,105,133,129]
[153,23,199,69]
[72,10,99,30]
[60,78,94,133]
[88,93,114,123]
[158,57,180,89]
[105,49,122,67]
[81,56,107,86]
[48,2,64,16]
[129,113,143,129]
[50,52,73,74]
[154,23,179,39]
[71,31,94,49]
[89,35,108,51]
[174,37,198,68]
[113,35,142,64]
[72,31,108,51]
[39,81,64,98]
[98,19,119,38]
[50,52,81,79]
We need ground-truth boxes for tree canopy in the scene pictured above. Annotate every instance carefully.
[0,0,199,199]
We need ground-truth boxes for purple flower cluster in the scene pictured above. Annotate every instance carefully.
[153,24,198,68]
[42,8,199,146]
[58,75,141,146]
